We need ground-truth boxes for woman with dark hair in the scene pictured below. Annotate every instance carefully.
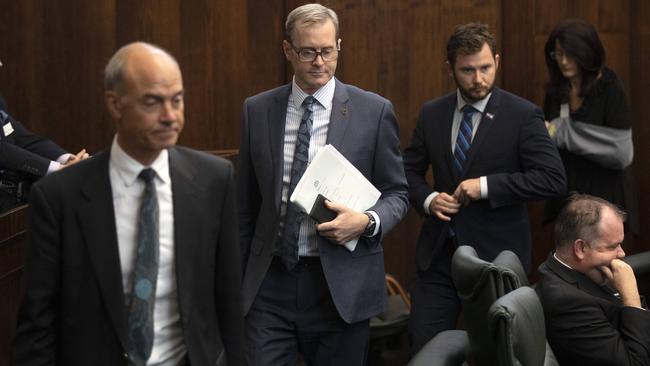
[543,19,638,233]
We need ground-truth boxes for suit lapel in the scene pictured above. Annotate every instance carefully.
[78,150,127,350]
[168,148,204,319]
[440,95,459,182]
[270,85,291,211]
[460,88,501,178]
[326,78,351,148]
[547,254,621,304]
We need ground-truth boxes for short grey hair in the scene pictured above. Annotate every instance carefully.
[104,42,177,93]
[285,3,339,43]
[554,194,626,249]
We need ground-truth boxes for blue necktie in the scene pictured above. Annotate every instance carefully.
[279,96,315,270]
[453,106,476,175]
[127,168,159,366]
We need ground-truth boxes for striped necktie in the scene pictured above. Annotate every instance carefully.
[453,105,477,175]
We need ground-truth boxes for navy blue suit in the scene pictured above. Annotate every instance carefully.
[403,87,566,352]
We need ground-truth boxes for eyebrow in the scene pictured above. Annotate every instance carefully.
[142,90,184,100]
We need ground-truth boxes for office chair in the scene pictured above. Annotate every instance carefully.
[488,286,558,366]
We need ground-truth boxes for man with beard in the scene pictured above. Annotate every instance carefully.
[403,22,566,353]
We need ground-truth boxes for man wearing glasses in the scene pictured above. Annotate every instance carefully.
[238,3,408,365]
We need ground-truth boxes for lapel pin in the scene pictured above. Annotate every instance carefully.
[486,112,494,120]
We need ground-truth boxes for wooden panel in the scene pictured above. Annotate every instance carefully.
[501,0,536,100]
[630,0,650,261]
[0,1,116,154]
[0,206,28,366]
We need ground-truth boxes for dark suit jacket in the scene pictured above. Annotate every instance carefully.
[13,147,245,366]
[238,78,409,324]
[403,88,566,272]
[536,254,650,366]
[0,97,67,177]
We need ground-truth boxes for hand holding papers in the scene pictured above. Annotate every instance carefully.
[290,145,380,251]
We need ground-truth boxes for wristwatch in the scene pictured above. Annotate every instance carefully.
[363,212,376,237]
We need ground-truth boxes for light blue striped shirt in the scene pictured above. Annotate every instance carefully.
[279,76,336,257]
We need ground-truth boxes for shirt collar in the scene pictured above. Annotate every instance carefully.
[455,89,492,114]
[290,76,336,110]
[553,251,575,270]
[110,135,170,186]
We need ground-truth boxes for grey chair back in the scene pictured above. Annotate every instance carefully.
[451,246,527,366]
[488,287,558,366]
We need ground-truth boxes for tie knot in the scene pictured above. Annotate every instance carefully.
[462,105,477,116]
[138,168,156,183]
[303,96,316,110]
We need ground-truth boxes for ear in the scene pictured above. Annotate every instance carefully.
[105,91,122,120]
[282,40,293,61]
[337,38,342,50]
[446,60,454,79]
[494,53,500,72]
[574,239,587,260]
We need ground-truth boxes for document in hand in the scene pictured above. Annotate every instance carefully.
[290,144,381,252]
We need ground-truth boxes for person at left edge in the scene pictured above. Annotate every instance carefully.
[0,55,87,188]
[0,94,89,211]
[13,42,244,366]
[0,95,87,178]
[238,4,409,365]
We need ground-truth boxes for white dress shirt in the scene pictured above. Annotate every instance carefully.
[109,137,185,365]
[423,90,492,215]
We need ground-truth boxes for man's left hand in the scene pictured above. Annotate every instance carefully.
[316,200,368,245]
[453,178,481,206]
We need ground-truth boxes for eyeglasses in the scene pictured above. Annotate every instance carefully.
[291,45,340,62]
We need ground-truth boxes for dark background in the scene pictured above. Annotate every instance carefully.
[0,2,647,361]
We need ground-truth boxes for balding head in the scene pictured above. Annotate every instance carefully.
[104,42,180,94]
[104,42,185,165]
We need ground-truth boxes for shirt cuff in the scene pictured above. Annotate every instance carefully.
[423,191,439,215]
[365,210,381,237]
[480,176,488,199]
[56,153,73,164]
[47,161,61,175]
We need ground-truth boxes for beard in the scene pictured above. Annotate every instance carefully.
[457,82,494,104]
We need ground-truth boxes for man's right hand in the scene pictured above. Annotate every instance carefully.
[429,192,461,222]
[599,259,641,308]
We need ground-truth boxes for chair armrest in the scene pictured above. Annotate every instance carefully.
[408,330,468,366]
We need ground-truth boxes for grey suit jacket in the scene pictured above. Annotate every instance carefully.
[13,147,245,366]
[238,78,409,323]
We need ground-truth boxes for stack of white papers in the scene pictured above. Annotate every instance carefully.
[290,144,380,251]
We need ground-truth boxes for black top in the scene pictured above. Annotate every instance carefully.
[543,68,638,233]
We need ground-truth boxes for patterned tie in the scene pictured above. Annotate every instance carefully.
[453,105,477,175]
[279,96,315,270]
[127,168,160,366]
